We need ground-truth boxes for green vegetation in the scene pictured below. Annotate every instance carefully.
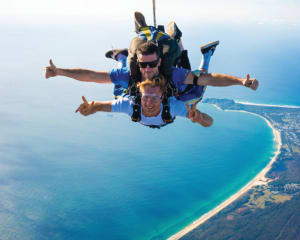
[246,188,291,209]
[182,195,300,240]
[180,99,300,240]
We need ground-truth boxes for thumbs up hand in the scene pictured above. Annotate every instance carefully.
[45,59,57,79]
[186,101,202,123]
[75,96,96,116]
[243,74,259,90]
[186,101,213,127]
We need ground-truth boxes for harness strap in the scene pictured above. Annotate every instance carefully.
[131,103,141,122]
[131,95,141,122]
[129,75,142,122]
[165,80,176,98]
[193,75,198,85]
[161,97,175,123]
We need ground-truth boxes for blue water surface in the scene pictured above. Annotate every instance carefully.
[0,21,298,240]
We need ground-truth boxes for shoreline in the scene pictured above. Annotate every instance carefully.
[168,105,282,240]
[235,101,300,109]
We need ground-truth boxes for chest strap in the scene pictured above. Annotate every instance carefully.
[161,97,174,123]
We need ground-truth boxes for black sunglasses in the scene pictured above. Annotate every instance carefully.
[138,58,160,68]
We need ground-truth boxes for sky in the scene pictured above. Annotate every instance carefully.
[1,0,300,27]
[1,0,300,107]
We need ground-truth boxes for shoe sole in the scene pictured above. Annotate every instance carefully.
[166,21,175,38]
[200,40,219,52]
[166,21,182,39]
[134,11,147,32]
[105,50,113,59]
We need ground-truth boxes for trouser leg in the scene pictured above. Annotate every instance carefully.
[199,51,212,73]
[199,40,219,73]
[116,54,127,68]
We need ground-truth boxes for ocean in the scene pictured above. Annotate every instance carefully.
[0,20,299,240]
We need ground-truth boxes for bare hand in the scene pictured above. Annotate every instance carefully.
[45,59,57,79]
[244,74,259,90]
[186,101,203,123]
[75,96,95,116]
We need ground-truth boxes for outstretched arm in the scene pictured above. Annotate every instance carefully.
[45,59,112,84]
[184,72,259,90]
[75,96,112,116]
[186,102,213,127]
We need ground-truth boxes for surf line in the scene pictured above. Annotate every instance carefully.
[168,104,282,240]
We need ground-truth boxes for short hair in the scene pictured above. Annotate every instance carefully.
[136,41,160,57]
[137,75,166,93]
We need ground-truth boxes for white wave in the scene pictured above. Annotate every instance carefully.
[236,101,300,109]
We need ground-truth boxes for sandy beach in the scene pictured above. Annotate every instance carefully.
[168,106,282,240]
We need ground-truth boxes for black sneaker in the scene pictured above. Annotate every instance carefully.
[200,40,219,56]
[105,48,128,61]
[134,11,147,33]
[166,21,182,40]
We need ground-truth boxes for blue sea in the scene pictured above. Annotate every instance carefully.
[1,20,300,240]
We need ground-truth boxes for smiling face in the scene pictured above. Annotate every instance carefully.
[137,52,161,80]
[140,85,163,117]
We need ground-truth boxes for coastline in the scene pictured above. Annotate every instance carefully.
[235,101,300,109]
[168,104,282,240]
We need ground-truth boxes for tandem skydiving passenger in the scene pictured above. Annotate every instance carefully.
[74,75,213,128]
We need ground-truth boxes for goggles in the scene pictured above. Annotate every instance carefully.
[141,93,162,102]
